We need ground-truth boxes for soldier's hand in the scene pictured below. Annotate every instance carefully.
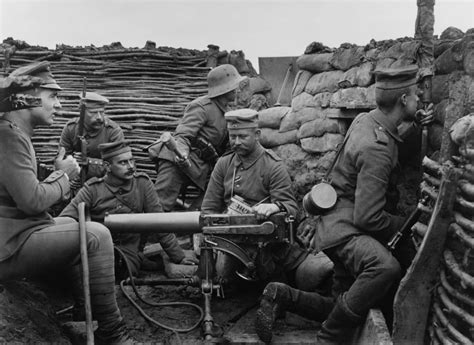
[69,176,82,191]
[180,251,199,265]
[252,203,280,220]
[297,222,316,249]
[73,152,86,165]
[54,147,80,180]
[415,103,434,126]
[174,155,191,169]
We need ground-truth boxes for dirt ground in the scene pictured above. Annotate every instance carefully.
[0,264,276,344]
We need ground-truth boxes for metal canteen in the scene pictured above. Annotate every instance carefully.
[302,182,338,215]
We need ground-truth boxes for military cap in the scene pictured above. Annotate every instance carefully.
[373,65,419,90]
[225,108,259,129]
[99,140,132,160]
[9,61,62,91]
[80,92,109,108]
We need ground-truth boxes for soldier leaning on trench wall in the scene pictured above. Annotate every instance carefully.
[256,27,473,251]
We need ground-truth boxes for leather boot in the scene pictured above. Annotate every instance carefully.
[255,282,334,344]
[316,296,365,344]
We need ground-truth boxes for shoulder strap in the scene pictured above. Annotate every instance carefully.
[323,115,362,181]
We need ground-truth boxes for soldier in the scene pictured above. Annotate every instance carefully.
[201,108,334,329]
[149,64,246,211]
[255,66,434,344]
[59,91,125,180]
[60,140,198,279]
[0,61,131,344]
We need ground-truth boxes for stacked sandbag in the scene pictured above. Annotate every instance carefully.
[259,28,474,201]
[430,28,474,156]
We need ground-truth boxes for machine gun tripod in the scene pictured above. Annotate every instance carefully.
[105,211,295,341]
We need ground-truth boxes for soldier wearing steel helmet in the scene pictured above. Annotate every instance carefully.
[149,64,246,211]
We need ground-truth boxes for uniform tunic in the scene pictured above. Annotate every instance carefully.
[60,117,124,178]
[151,95,228,190]
[60,173,185,273]
[318,109,405,250]
[0,119,69,262]
[201,143,306,278]
[60,117,124,158]
[202,143,298,216]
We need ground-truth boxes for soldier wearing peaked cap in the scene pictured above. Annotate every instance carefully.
[0,62,132,343]
[60,140,198,279]
[253,65,434,344]
[201,109,334,335]
[59,90,124,181]
[149,64,246,212]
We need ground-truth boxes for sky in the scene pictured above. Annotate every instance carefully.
[1,0,473,72]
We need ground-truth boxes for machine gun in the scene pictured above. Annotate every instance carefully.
[104,211,294,340]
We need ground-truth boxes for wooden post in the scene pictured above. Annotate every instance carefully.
[392,167,458,345]
[78,202,94,345]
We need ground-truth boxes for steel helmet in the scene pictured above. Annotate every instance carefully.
[207,64,246,98]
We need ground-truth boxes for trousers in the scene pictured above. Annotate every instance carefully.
[0,217,122,331]
[154,159,203,211]
[325,234,402,317]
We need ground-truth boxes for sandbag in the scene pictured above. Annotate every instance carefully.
[378,41,420,62]
[259,128,298,148]
[300,133,344,153]
[296,53,334,73]
[329,45,365,71]
[305,70,344,95]
[433,99,449,124]
[338,62,374,88]
[432,74,450,103]
[258,106,290,129]
[297,118,346,139]
[297,107,326,125]
[449,113,474,146]
[291,92,319,112]
[312,92,333,108]
[291,70,313,98]
[330,85,376,109]
[279,110,301,133]
[435,34,473,75]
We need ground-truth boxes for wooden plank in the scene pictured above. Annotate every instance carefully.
[392,167,458,345]
[354,309,393,345]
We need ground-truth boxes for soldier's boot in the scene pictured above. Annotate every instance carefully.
[255,282,334,344]
[315,296,365,345]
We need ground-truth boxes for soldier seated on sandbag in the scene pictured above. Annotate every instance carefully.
[0,61,132,344]
[200,108,335,310]
[59,91,125,183]
[60,140,198,280]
